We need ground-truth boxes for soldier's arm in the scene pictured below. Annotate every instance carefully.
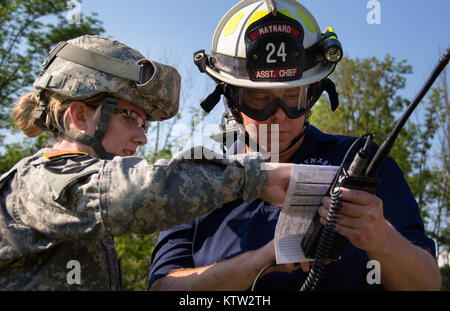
[16,147,290,239]
[97,148,270,235]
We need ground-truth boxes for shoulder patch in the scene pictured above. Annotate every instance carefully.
[44,152,99,174]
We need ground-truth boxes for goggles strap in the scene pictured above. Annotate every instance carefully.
[42,41,144,83]
[280,122,309,153]
[323,78,339,111]
[32,89,49,130]
[41,41,68,71]
[200,83,226,113]
[307,78,339,111]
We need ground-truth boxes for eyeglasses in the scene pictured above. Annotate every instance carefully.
[113,108,149,133]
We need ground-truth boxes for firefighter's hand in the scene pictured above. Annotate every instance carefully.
[318,187,389,253]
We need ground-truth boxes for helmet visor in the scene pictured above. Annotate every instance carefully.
[236,86,308,121]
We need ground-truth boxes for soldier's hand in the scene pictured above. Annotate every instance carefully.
[260,163,293,206]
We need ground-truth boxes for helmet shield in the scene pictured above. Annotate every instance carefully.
[234,85,308,120]
[244,11,305,82]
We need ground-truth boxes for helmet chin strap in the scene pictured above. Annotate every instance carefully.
[279,121,309,154]
[67,96,119,160]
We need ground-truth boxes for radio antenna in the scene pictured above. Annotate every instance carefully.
[366,46,450,178]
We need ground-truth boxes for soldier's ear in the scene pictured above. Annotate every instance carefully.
[68,101,91,132]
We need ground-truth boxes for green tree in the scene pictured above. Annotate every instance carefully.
[311,55,414,174]
[0,134,49,173]
[409,85,449,291]
[408,87,447,223]
[0,0,104,124]
[440,265,450,291]
[115,233,159,291]
[0,0,104,173]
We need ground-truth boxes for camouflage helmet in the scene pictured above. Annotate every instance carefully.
[34,35,181,122]
[32,35,181,159]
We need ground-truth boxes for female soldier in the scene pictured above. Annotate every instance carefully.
[0,35,292,290]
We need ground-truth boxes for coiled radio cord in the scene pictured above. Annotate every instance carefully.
[250,134,372,291]
[300,134,372,291]
[299,178,345,291]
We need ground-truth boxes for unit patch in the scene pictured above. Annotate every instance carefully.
[44,152,99,174]
[245,12,305,82]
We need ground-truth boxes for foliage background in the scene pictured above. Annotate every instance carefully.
[0,0,448,291]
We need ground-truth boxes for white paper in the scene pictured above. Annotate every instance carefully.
[274,164,339,264]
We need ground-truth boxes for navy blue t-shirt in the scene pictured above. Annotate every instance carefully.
[148,125,436,291]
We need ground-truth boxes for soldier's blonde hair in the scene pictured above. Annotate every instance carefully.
[13,91,105,138]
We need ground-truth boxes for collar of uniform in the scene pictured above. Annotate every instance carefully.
[287,125,338,163]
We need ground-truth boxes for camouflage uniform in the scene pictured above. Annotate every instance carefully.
[1,35,269,290]
[0,147,267,290]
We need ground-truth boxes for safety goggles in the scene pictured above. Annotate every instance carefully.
[113,108,149,133]
[234,86,308,121]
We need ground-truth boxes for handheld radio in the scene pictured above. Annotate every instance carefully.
[300,46,450,291]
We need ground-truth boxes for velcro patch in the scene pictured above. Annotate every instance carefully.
[44,152,99,174]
